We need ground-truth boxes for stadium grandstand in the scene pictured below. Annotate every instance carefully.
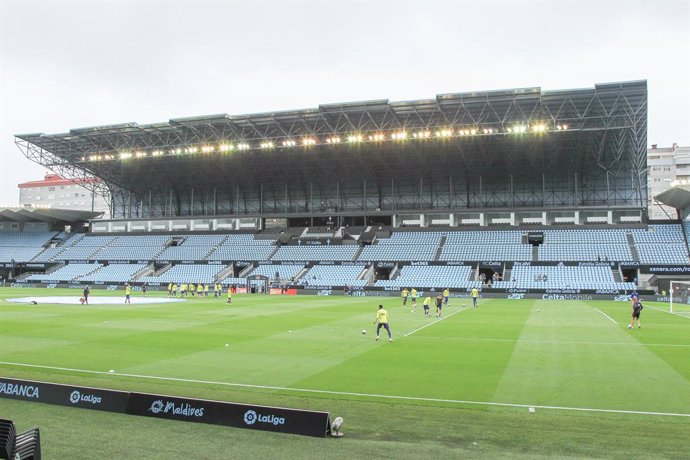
[8,80,689,297]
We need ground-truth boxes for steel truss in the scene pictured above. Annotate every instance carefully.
[15,81,647,219]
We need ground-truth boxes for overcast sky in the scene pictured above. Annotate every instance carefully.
[0,0,688,205]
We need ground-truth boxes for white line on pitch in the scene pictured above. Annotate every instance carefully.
[594,307,618,324]
[1,360,690,419]
[403,307,470,337]
[645,305,690,320]
[408,336,690,347]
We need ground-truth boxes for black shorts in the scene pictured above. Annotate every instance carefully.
[632,311,641,318]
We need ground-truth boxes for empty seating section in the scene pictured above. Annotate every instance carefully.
[25,263,101,282]
[539,244,631,262]
[493,265,636,290]
[0,229,55,262]
[55,236,117,260]
[250,264,304,280]
[359,232,443,261]
[631,224,689,264]
[300,264,367,286]
[440,230,529,261]
[138,264,229,284]
[376,265,480,289]
[209,234,275,261]
[272,245,359,261]
[93,235,168,260]
[442,245,531,261]
[542,229,628,243]
[79,263,148,282]
[538,229,632,262]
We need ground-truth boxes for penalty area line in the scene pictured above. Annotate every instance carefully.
[594,307,618,324]
[645,304,690,320]
[1,360,690,419]
[403,307,470,337]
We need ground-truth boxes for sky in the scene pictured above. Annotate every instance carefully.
[0,0,688,205]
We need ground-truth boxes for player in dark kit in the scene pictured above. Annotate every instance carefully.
[435,294,443,317]
[82,285,90,305]
[628,297,643,329]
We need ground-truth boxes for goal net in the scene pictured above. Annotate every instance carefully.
[669,281,690,314]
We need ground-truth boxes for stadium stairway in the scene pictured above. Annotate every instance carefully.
[266,245,280,261]
[612,267,623,282]
[352,245,364,261]
[72,264,103,282]
[214,264,237,282]
[361,264,376,285]
[626,232,640,261]
[433,235,447,261]
[503,266,512,281]
[532,245,539,262]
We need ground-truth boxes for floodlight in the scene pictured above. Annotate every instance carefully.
[347,134,363,143]
[260,141,274,149]
[237,143,251,150]
[562,124,568,130]
[219,143,233,151]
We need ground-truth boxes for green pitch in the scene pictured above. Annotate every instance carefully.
[1,287,690,459]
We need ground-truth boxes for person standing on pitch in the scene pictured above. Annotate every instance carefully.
[226,285,233,304]
[410,288,418,312]
[435,293,444,317]
[628,296,643,329]
[443,288,450,306]
[401,288,409,307]
[470,287,479,307]
[125,283,132,304]
[82,285,90,305]
[422,296,432,316]
[373,304,392,342]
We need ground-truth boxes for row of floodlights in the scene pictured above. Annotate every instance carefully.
[82,124,569,162]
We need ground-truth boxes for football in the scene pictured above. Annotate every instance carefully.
[361,329,367,335]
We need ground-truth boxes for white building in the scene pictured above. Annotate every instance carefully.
[648,143,690,220]
[18,173,110,217]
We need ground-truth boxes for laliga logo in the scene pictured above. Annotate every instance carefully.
[243,410,258,425]
[243,409,286,426]
[69,389,102,405]
[149,400,164,414]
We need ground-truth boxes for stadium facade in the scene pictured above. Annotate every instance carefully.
[9,80,685,298]
[15,81,648,229]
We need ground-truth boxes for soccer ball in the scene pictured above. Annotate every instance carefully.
[627,324,632,329]
[331,416,344,437]
[361,329,367,335]
[79,297,85,304]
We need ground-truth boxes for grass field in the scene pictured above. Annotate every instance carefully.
[1,287,690,459]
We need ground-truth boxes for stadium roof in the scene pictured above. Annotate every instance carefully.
[14,80,648,218]
[656,186,690,217]
[0,207,102,224]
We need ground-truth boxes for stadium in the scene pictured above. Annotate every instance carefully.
[2,80,690,458]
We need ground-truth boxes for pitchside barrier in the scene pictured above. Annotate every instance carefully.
[0,377,331,438]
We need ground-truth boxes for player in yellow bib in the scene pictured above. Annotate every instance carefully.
[373,304,392,342]
[401,288,409,307]
[226,286,233,304]
[471,287,479,307]
[410,288,418,312]
[125,283,132,304]
[422,296,432,316]
[443,288,450,306]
